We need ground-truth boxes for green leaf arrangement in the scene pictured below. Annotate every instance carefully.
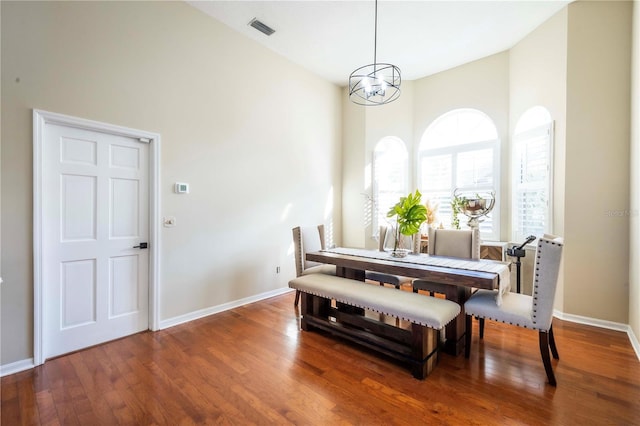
[386,190,428,251]
[451,194,468,230]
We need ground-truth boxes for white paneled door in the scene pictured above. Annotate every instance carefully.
[42,123,149,359]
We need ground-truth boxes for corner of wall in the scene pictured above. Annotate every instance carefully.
[629,0,640,343]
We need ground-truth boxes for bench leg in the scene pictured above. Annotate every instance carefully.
[300,292,330,331]
[411,323,439,379]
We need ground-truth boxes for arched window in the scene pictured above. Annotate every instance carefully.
[372,137,408,235]
[418,109,500,240]
[512,106,553,242]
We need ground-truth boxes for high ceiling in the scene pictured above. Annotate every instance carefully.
[188,1,570,86]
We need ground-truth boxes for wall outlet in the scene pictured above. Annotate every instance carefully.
[163,216,176,227]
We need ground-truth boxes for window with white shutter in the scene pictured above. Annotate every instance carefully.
[418,109,500,241]
[511,107,553,242]
[372,137,408,236]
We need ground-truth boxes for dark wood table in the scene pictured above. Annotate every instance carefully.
[306,248,507,356]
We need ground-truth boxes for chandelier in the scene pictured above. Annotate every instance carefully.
[349,0,401,106]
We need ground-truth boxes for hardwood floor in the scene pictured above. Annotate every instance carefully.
[3,291,640,425]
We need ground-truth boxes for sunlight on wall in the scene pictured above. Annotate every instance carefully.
[324,187,335,247]
[364,162,372,190]
[280,202,292,223]
[364,163,373,229]
[363,194,373,231]
[323,187,334,220]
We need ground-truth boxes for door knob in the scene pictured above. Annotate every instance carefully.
[133,242,148,249]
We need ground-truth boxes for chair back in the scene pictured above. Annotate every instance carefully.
[292,225,326,277]
[531,235,564,331]
[428,227,480,260]
[379,225,420,253]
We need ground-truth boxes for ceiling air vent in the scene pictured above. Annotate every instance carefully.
[249,18,275,36]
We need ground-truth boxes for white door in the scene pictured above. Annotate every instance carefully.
[42,123,149,359]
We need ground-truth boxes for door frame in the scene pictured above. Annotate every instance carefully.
[33,109,162,366]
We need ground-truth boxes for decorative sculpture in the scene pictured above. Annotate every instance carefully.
[453,189,495,229]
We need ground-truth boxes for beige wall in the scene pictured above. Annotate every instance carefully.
[1,1,342,364]
[509,8,568,309]
[413,52,510,239]
[341,89,367,249]
[563,0,632,323]
[630,0,640,341]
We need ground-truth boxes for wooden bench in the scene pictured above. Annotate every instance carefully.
[289,273,461,379]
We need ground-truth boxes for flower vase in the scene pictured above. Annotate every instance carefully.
[390,230,411,258]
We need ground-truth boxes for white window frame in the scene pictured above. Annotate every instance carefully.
[418,110,501,241]
[511,121,554,242]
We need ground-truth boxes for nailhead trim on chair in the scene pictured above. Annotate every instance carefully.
[533,239,544,327]
[532,242,543,319]
[531,238,563,328]
[294,228,304,277]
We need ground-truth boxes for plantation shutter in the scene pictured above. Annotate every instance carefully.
[512,122,553,242]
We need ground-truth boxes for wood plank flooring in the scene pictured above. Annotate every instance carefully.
[3,291,640,425]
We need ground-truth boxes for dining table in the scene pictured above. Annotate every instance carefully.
[306,247,511,356]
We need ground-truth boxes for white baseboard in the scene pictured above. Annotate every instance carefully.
[554,310,629,332]
[159,287,294,330]
[554,310,640,361]
[0,358,35,377]
[628,326,640,361]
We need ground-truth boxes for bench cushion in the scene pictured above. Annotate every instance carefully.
[289,274,460,330]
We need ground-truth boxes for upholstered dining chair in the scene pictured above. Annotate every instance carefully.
[364,225,414,289]
[412,227,480,296]
[464,235,564,386]
[292,225,336,306]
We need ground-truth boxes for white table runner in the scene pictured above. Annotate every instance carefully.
[323,247,511,305]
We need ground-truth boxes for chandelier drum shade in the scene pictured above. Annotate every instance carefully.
[349,0,401,106]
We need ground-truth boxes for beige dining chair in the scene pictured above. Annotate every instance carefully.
[292,225,336,306]
[464,235,564,386]
[365,225,414,289]
[412,227,480,296]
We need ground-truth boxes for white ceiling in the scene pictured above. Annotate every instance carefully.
[187,1,570,86]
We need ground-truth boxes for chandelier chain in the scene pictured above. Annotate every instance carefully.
[373,0,378,68]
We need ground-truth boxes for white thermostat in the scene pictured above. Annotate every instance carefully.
[175,182,189,194]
